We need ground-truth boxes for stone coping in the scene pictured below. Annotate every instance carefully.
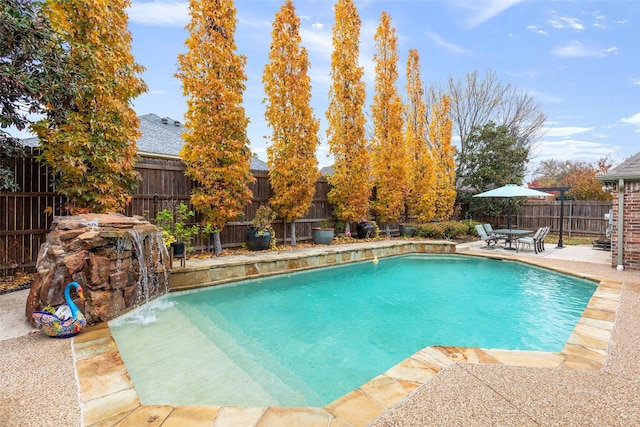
[168,240,456,292]
[73,242,620,426]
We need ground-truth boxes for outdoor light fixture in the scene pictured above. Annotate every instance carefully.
[602,182,614,192]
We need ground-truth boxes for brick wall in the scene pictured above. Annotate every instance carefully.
[612,180,640,270]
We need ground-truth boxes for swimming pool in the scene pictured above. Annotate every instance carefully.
[109,254,597,407]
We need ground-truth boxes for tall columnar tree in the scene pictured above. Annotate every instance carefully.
[263,0,320,246]
[176,0,254,255]
[429,94,456,220]
[326,0,370,235]
[370,11,407,236]
[1,0,76,191]
[404,48,435,222]
[33,0,146,213]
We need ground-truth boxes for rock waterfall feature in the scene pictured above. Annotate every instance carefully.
[26,214,170,326]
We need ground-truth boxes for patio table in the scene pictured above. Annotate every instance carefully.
[492,229,533,250]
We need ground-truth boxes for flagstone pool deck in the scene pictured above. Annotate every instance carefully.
[2,239,640,426]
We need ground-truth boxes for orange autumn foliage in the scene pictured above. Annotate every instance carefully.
[326,0,371,226]
[263,0,320,226]
[176,0,254,245]
[405,49,436,222]
[370,11,408,226]
[35,0,146,213]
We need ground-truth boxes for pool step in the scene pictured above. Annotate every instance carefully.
[185,304,324,406]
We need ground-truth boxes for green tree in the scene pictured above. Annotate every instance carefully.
[462,122,528,218]
[34,0,147,213]
[0,0,76,191]
[263,0,320,246]
[326,0,370,234]
[462,122,529,192]
[176,0,254,255]
[404,48,435,222]
[370,11,407,236]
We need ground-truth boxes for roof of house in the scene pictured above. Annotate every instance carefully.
[20,113,268,171]
[597,151,640,181]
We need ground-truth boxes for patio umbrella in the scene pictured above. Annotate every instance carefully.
[473,184,552,229]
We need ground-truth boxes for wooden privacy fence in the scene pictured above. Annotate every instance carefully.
[1,148,612,274]
[1,149,334,275]
[476,200,612,237]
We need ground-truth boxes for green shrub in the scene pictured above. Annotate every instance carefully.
[415,220,470,240]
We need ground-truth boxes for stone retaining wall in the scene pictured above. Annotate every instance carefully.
[169,241,457,292]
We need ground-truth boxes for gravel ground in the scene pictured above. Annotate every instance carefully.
[0,332,81,427]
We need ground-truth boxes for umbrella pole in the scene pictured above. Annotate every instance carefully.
[507,198,512,230]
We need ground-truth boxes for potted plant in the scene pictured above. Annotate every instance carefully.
[399,223,417,237]
[247,205,276,251]
[312,219,335,245]
[155,203,200,257]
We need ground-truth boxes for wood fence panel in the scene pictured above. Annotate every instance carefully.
[2,148,613,275]
[478,200,612,237]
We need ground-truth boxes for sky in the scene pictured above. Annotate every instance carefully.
[124,0,640,175]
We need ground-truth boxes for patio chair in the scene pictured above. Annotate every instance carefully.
[537,226,550,253]
[516,227,545,253]
[475,224,496,248]
[483,223,507,245]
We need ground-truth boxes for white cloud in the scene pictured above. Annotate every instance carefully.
[311,23,324,30]
[542,126,593,138]
[427,32,469,54]
[300,28,332,55]
[449,0,525,29]
[526,25,547,36]
[551,41,616,58]
[632,78,640,86]
[532,139,618,162]
[620,113,640,131]
[128,1,188,26]
[526,89,562,104]
[548,16,585,30]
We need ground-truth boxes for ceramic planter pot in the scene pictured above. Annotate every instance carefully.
[312,228,334,245]
[399,224,417,237]
[246,227,271,251]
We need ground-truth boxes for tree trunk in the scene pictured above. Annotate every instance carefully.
[345,222,351,237]
[214,232,222,255]
[385,223,391,238]
[290,220,297,246]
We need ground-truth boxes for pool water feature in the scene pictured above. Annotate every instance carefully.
[109,254,597,408]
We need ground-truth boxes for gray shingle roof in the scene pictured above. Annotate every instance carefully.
[597,151,640,181]
[20,112,269,171]
[137,113,185,156]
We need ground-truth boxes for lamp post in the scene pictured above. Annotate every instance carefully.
[533,186,570,249]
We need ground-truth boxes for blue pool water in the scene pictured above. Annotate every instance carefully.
[109,254,597,407]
